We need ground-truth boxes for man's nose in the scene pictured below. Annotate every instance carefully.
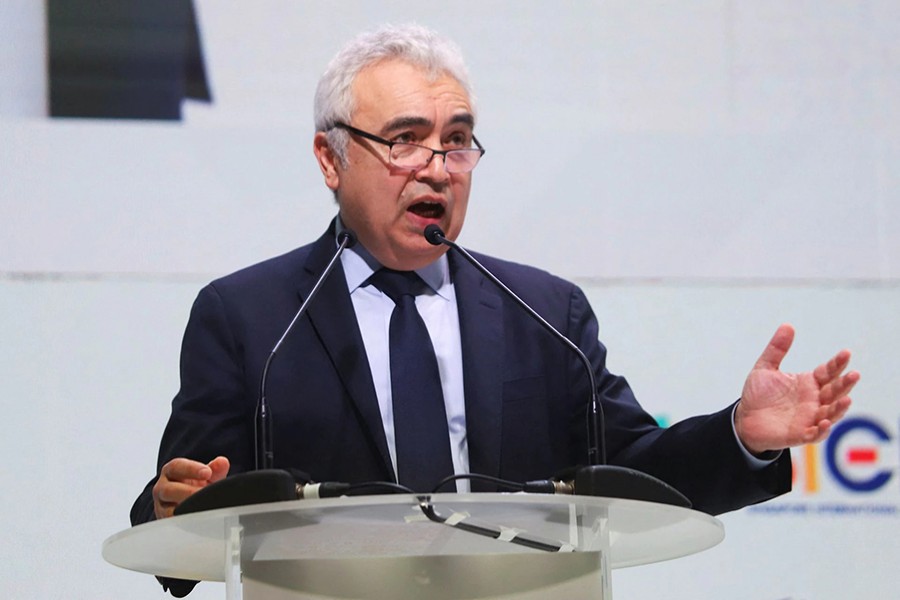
[415,152,450,183]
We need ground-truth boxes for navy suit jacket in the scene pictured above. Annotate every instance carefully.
[132,223,790,527]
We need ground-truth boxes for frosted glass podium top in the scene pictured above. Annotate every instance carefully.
[103,493,723,582]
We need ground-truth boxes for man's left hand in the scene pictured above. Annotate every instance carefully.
[735,323,860,455]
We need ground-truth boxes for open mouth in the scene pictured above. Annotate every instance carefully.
[407,201,446,219]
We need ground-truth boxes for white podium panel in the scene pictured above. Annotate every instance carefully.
[104,494,723,599]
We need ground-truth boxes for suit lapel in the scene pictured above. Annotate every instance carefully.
[450,252,505,484]
[299,229,395,481]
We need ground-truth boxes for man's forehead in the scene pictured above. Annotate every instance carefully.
[350,59,474,125]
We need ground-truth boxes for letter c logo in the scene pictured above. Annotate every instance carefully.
[825,417,892,492]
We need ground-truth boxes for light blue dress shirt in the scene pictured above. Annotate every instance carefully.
[333,221,774,489]
[339,240,470,491]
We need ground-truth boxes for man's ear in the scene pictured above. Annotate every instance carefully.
[313,132,341,191]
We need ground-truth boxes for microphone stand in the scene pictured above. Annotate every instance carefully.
[255,229,357,470]
[424,225,689,507]
[175,230,358,516]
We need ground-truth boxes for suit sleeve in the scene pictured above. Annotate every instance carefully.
[130,283,256,597]
[565,285,791,515]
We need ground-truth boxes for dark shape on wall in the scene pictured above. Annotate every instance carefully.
[48,0,211,120]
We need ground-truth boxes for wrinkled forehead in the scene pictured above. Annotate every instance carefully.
[348,58,476,123]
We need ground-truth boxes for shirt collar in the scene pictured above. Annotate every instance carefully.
[335,215,452,299]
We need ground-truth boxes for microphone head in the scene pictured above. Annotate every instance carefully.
[423,224,446,246]
[338,229,358,248]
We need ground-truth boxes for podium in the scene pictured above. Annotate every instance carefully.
[103,493,723,599]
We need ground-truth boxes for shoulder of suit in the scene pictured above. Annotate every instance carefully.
[458,251,585,318]
[206,241,318,293]
[467,249,577,292]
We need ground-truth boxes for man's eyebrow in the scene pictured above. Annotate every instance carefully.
[380,113,475,135]
[448,113,475,128]
[381,116,432,135]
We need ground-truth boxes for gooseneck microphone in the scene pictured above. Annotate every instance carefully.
[424,225,606,464]
[175,229,358,516]
[424,224,689,506]
[256,229,357,469]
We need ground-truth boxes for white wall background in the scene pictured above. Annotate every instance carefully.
[0,0,45,118]
[1,1,898,599]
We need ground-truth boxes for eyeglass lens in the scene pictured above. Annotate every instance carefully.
[390,144,481,173]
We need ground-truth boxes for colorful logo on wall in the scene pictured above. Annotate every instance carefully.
[750,414,899,517]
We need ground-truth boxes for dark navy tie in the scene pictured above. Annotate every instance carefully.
[367,268,454,493]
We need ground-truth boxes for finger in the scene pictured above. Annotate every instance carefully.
[803,424,830,445]
[156,503,176,519]
[208,456,231,483]
[155,479,206,505]
[805,410,852,445]
[813,349,852,386]
[802,416,838,445]
[819,371,860,404]
[813,397,850,427]
[161,457,213,484]
[754,323,795,371]
[152,474,206,520]
[828,396,853,422]
[804,397,852,444]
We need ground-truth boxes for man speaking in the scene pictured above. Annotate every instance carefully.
[131,23,859,596]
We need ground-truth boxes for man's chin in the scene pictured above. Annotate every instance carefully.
[383,241,448,271]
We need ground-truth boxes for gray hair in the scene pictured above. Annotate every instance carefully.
[314,24,476,164]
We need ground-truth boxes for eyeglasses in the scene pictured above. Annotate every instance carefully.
[332,122,485,174]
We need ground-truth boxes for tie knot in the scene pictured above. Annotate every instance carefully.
[367,269,429,303]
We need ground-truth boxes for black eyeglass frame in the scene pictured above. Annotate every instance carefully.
[331,122,485,173]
